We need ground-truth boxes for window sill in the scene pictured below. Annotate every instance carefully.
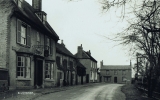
[17,43,30,48]
[44,79,55,82]
[16,78,32,81]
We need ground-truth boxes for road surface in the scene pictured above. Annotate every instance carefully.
[35,83,126,100]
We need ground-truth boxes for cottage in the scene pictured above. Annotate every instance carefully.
[56,40,76,86]
[75,44,98,83]
[0,0,59,89]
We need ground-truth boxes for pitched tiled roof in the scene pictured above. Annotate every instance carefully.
[56,43,75,58]
[85,51,97,62]
[77,61,86,69]
[12,0,59,41]
[75,51,97,62]
[101,65,131,70]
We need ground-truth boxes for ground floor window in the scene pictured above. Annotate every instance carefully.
[104,77,111,82]
[122,77,126,82]
[45,62,54,79]
[17,56,31,78]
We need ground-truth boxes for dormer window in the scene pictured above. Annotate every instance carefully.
[35,11,47,24]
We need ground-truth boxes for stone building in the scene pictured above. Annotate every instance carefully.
[100,60,132,84]
[75,44,98,83]
[56,40,76,86]
[0,0,59,89]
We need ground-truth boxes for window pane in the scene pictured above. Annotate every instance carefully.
[17,72,20,76]
[18,57,21,61]
[18,62,21,66]
[17,67,20,71]
[21,26,26,45]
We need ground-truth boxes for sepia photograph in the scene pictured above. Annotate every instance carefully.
[0,0,159,100]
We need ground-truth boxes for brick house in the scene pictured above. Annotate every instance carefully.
[75,44,98,83]
[0,0,59,89]
[100,60,132,83]
[56,40,76,86]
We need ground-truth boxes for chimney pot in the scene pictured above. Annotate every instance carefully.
[32,0,42,11]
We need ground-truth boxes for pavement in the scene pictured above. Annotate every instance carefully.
[0,83,98,100]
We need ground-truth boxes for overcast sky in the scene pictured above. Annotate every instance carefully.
[26,0,135,67]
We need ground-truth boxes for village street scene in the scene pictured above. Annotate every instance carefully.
[0,0,159,100]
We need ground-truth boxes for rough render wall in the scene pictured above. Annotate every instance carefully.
[9,15,57,88]
[9,17,37,89]
[79,59,91,74]
[0,0,14,69]
[56,53,76,86]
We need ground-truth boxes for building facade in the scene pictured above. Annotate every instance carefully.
[100,60,132,84]
[0,0,59,89]
[56,41,76,87]
[75,44,98,83]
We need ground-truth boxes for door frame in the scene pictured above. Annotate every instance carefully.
[34,58,43,88]
[114,77,117,83]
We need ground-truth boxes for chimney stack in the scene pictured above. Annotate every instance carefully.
[32,0,47,24]
[32,0,42,11]
[88,50,91,55]
[61,40,65,47]
[77,44,83,58]
[100,60,103,68]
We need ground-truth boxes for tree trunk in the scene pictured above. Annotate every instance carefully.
[148,70,153,98]
[63,71,66,86]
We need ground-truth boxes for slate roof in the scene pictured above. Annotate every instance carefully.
[77,61,86,69]
[85,51,97,62]
[12,0,59,41]
[75,50,97,62]
[101,65,131,70]
[56,43,76,59]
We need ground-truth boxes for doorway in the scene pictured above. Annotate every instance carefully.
[34,60,43,88]
[114,77,117,83]
[86,74,89,83]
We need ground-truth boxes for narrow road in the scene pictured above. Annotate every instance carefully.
[35,83,126,100]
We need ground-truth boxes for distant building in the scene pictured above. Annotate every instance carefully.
[100,60,132,84]
[75,44,98,83]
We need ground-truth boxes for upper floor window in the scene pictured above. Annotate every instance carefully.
[106,70,110,75]
[45,36,53,55]
[17,19,31,47]
[122,70,126,75]
[37,32,40,45]
[114,70,118,75]
[21,25,26,45]
[17,56,31,78]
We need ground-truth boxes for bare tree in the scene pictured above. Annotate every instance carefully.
[116,0,160,97]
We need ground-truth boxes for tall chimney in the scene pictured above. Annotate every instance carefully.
[61,40,65,47]
[88,50,91,55]
[32,0,42,11]
[32,0,47,24]
[77,44,83,58]
[100,60,103,68]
